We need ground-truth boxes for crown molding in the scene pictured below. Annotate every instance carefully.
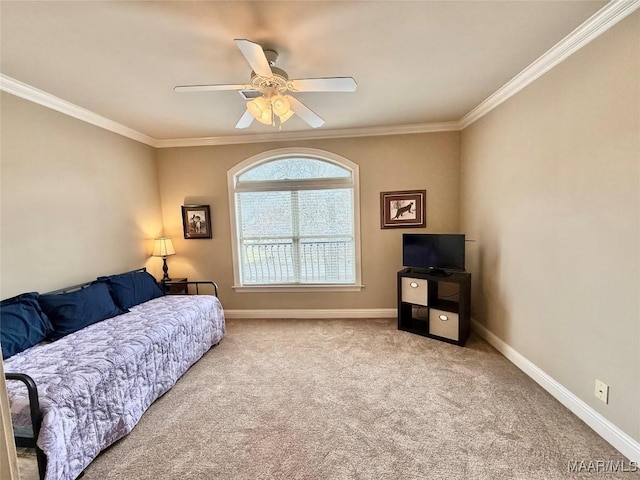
[0,74,157,147]
[2,0,636,145]
[459,0,640,129]
[154,121,461,148]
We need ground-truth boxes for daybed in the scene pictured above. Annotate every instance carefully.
[1,268,225,480]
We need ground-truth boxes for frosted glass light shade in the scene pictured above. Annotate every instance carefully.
[247,97,268,118]
[152,238,175,257]
[278,108,294,124]
[271,94,291,116]
[256,107,273,125]
[247,94,292,127]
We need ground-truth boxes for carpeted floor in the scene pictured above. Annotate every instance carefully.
[23,318,637,479]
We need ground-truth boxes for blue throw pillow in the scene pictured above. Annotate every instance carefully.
[38,282,125,340]
[1,292,54,359]
[98,270,165,310]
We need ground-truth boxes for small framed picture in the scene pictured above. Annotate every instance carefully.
[181,205,212,239]
[380,190,426,229]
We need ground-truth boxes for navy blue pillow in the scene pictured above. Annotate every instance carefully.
[38,282,125,340]
[98,271,165,310]
[1,292,54,359]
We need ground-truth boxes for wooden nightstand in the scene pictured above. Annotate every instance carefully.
[162,277,188,295]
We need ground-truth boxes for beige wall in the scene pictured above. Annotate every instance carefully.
[156,133,461,310]
[460,12,639,443]
[0,93,164,298]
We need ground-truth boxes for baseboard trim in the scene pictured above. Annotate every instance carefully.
[224,308,396,319]
[471,318,640,463]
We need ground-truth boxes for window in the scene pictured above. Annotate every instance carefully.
[228,148,362,291]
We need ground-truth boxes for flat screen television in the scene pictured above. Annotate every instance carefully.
[402,233,465,273]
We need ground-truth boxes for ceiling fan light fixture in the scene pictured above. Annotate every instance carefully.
[177,39,354,130]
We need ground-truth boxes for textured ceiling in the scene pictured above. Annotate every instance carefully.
[0,1,607,142]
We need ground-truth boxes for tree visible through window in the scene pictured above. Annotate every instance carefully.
[228,149,361,288]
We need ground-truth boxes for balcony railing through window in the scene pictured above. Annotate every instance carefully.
[240,239,355,284]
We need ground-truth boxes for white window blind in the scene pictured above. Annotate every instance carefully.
[230,152,359,288]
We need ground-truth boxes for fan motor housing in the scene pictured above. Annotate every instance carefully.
[250,66,289,93]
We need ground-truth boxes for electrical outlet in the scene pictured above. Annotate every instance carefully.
[595,379,609,404]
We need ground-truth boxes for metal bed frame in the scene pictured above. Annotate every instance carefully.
[4,267,219,480]
[161,279,218,297]
[5,372,47,479]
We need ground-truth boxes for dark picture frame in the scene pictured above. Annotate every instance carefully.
[181,205,212,239]
[380,190,426,229]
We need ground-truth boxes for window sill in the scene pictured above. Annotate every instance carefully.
[232,284,364,293]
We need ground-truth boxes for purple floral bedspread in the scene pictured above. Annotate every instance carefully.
[4,294,225,480]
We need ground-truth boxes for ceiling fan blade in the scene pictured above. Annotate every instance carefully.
[174,84,249,92]
[235,39,273,77]
[289,77,357,93]
[235,110,255,129]
[288,96,325,128]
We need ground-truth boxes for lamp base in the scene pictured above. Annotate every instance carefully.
[162,257,171,282]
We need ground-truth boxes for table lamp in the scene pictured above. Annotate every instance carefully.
[152,238,176,281]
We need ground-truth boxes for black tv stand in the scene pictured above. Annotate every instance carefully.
[428,268,450,277]
[397,268,471,346]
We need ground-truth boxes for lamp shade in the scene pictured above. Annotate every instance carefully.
[151,238,175,257]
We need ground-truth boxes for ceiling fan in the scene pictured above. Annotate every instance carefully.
[174,39,357,129]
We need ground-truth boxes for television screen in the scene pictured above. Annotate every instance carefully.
[402,234,465,271]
